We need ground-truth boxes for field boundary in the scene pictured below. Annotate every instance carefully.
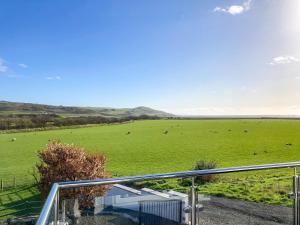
[0,120,134,134]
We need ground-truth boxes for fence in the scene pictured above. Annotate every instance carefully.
[0,174,36,191]
[0,177,17,191]
[0,174,40,224]
[0,200,41,224]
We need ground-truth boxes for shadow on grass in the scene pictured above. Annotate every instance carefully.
[0,185,42,220]
[0,184,37,197]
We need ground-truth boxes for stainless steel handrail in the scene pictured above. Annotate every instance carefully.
[36,161,300,225]
[37,183,59,225]
[58,161,300,188]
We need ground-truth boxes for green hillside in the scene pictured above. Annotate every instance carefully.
[0,101,173,117]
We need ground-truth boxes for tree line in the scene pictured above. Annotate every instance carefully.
[0,113,160,130]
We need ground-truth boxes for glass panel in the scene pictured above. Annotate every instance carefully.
[39,168,295,225]
[59,181,188,225]
[196,170,293,225]
[44,201,56,225]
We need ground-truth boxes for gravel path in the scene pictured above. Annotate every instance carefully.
[198,196,293,225]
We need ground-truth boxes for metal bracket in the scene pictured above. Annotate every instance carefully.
[289,192,300,199]
[184,204,204,213]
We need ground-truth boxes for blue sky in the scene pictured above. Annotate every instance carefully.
[0,0,300,115]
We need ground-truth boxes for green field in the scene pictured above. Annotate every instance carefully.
[1,119,300,218]
[1,119,300,177]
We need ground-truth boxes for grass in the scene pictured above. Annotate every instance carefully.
[1,119,300,217]
[1,119,300,177]
[0,185,41,221]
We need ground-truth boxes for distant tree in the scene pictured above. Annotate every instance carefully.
[0,119,10,130]
[31,115,48,127]
[36,142,110,208]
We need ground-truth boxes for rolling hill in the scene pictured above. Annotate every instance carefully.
[0,101,173,118]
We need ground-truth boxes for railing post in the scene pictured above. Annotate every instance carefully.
[293,169,299,225]
[54,190,59,225]
[191,177,197,225]
[62,199,66,222]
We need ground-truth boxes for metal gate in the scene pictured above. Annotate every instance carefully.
[139,199,183,225]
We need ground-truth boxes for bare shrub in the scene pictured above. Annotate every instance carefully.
[194,160,218,184]
[36,141,110,207]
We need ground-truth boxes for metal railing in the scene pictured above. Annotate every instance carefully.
[36,162,300,225]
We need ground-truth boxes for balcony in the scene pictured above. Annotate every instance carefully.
[36,162,300,225]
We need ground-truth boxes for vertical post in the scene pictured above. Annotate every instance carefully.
[293,168,299,225]
[54,190,59,225]
[62,200,66,222]
[138,201,142,225]
[191,177,197,225]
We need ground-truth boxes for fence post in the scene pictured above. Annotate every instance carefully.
[13,176,16,188]
[0,179,3,191]
[293,168,299,225]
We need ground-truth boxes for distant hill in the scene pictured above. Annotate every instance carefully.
[0,101,174,118]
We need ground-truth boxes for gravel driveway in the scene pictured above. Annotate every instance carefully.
[198,196,293,225]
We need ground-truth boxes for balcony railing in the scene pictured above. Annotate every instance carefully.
[36,162,300,225]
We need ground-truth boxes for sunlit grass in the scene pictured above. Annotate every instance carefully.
[0,119,300,210]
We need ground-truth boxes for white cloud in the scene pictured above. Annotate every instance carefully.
[18,63,28,68]
[269,56,300,65]
[46,76,61,80]
[214,7,227,13]
[0,58,8,73]
[228,5,245,15]
[214,0,252,15]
